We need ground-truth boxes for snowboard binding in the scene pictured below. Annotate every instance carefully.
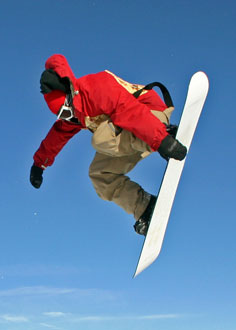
[134,195,157,236]
[165,124,178,138]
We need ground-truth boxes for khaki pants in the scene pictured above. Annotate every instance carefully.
[89,109,173,220]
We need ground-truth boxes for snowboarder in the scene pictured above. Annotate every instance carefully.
[30,54,187,236]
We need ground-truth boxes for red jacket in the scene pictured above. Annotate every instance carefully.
[33,54,169,169]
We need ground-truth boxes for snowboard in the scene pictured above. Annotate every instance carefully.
[134,71,209,277]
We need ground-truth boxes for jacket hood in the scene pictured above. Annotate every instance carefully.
[45,54,77,85]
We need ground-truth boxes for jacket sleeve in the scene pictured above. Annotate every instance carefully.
[108,88,168,151]
[33,120,81,169]
[85,71,169,151]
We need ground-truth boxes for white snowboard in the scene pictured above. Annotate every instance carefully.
[134,72,209,277]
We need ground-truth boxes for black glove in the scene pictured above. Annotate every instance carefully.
[30,164,43,189]
[158,135,187,161]
[40,69,71,94]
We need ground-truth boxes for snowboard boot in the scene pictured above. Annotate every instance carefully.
[134,195,157,236]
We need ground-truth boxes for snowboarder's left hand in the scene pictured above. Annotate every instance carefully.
[158,135,187,161]
[30,164,43,188]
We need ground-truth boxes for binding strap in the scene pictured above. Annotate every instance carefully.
[133,82,173,108]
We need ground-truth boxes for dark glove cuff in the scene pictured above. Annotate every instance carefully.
[158,135,175,152]
[31,164,44,175]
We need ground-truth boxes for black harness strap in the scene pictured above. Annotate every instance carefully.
[133,82,174,108]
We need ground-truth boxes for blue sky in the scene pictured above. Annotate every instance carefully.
[0,0,236,329]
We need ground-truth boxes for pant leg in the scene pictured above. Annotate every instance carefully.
[88,107,173,220]
[89,152,151,220]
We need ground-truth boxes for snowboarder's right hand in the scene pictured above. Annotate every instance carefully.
[30,164,43,189]
[158,135,187,161]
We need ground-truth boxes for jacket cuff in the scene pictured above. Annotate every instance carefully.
[33,162,47,170]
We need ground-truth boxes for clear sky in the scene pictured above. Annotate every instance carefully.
[0,0,235,329]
